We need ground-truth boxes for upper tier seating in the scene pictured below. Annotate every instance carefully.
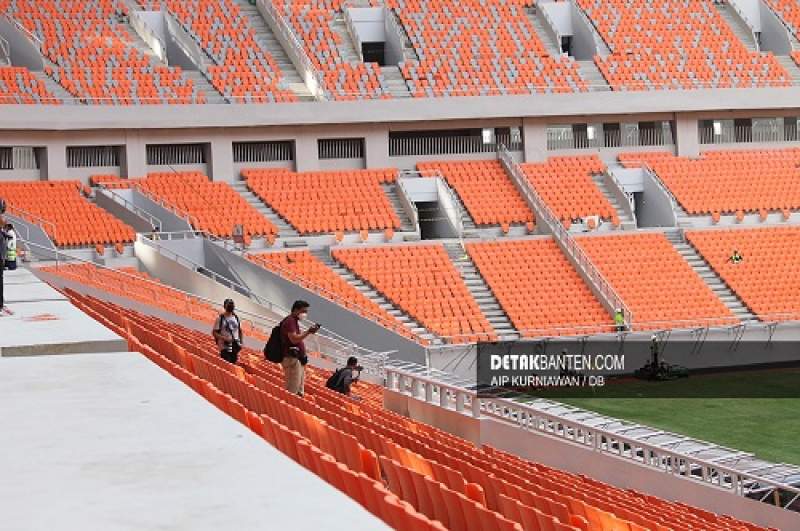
[388,0,587,96]
[136,172,277,242]
[520,155,618,228]
[138,0,296,103]
[276,1,391,100]
[576,0,790,90]
[687,226,800,322]
[332,245,496,342]
[62,288,769,531]
[578,232,735,330]
[619,149,800,218]
[0,180,135,248]
[243,168,400,235]
[246,250,420,342]
[0,66,59,104]
[467,240,612,337]
[42,263,266,340]
[3,0,202,104]
[417,160,535,230]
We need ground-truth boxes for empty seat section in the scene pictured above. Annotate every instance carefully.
[89,174,131,188]
[275,1,390,100]
[578,232,735,330]
[136,172,277,241]
[388,0,587,96]
[521,155,618,228]
[687,226,800,321]
[60,286,769,531]
[246,250,418,341]
[243,168,400,234]
[620,148,800,217]
[417,160,534,228]
[3,0,202,104]
[0,66,59,104]
[137,0,296,103]
[0,180,135,247]
[332,245,496,342]
[43,263,267,340]
[467,240,612,337]
[576,0,789,90]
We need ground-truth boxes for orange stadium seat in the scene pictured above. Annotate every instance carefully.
[56,286,770,531]
[332,244,496,343]
[243,168,400,235]
[417,160,535,227]
[577,232,736,330]
[0,66,59,104]
[388,0,587,96]
[467,240,612,337]
[620,148,800,217]
[246,250,421,342]
[576,0,790,91]
[137,0,296,103]
[0,180,135,247]
[687,226,800,322]
[135,172,277,241]
[521,155,619,228]
[2,0,202,104]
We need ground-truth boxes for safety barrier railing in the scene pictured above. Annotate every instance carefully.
[498,145,634,328]
[384,362,800,510]
[390,133,523,157]
[96,187,163,231]
[4,203,58,244]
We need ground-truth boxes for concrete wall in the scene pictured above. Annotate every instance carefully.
[637,171,678,228]
[569,3,599,60]
[0,18,43,70]
[95,190,158,233]
[758,0,793,55]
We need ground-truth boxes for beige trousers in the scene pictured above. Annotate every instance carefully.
[281,356,305,396]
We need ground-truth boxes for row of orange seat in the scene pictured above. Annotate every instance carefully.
[0,66,59,104]
[60,287,768,531]
[619,148,800,217]
[0,180,135,247]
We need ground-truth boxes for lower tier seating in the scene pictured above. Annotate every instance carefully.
[687,227,800,322]
[61,288,768,531]
[417,160,535,230]
[467,240,612,337]
[332,245,496,343]
[521,156,618,229]
[619,149,800,218]
[243,168,400,236]
[0,66,60,104]
[246,250,421,343]
[578,233,736,330]
[136,172,277,242]
[0,180,135,248]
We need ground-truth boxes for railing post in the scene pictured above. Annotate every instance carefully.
[455,391,465,412]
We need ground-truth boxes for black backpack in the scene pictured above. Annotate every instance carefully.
[325,368,348,394]
[263,318,285,363]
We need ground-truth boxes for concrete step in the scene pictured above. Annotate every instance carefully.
[777,56,800,83]
[578,60,611,92]
[591,174,634,227]
[380,66,412,98]
[526,6,561,58]
[230,181,299,237]
[382,183,417,232]
[34,71,73,103]
[183,70,227,104]
[330,16,361,63]
[715,3,758,53]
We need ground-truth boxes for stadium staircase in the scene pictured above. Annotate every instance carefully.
[577,61,610,92]
[715,2,759,52]
[310,248,439,344]
[234,0,314,101]
[526,7,561,58]
[331,15,362,63]
[444,242,519,341]
[380,66,412,98]
[777,56,800,84]
[34,71,72,102]
[381,183,418,233]
[665,229,756,323]
[590,174,635,228]
[230,180,300,239]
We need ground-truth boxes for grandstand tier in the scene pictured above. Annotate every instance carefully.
[577,232,736,330]
[0,66,59,104]
[620,149,800,218]
[687,226,800,322]
[243,168,400,235]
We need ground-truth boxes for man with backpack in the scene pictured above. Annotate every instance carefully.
[212,299,242,364]
[326,357,363,399]
[278,300,320,397]
[0,214,8,313]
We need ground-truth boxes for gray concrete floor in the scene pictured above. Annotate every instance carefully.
[0,352,387,530]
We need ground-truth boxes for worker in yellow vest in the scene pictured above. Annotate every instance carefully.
[4,223,17,271]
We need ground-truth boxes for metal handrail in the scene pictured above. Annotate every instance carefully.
[498,145,634,328]
[2,14,42,47]
[385,364,800,510]
[97,186,163,231]
[5,204,58,243]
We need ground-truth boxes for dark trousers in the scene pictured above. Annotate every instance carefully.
[0,266,4,308]
[220,347,238,364]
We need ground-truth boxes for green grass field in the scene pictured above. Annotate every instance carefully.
[523,368,800,465]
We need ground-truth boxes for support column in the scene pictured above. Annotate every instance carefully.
[42,142,68,181]
[522,118,547,162]
[122,131,147,179]
[674,114,699,158]
[207,138,234,181]
[364,126,390,169]
[294,132,319,172]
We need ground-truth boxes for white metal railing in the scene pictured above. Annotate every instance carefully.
[547,124,673,150]
[128,183,193,227]
[5,203,58,243]
[97,187,163,231]
[2,14,42,47]
[498,146,633,328]
[385,363,800,510]
[603,169,637,226]
[395,176,420,228]
[390,133,523,157]
[12,146,38,170]
[257,0,328,100]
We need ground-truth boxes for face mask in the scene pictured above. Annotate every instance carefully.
[298,312,308,321]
